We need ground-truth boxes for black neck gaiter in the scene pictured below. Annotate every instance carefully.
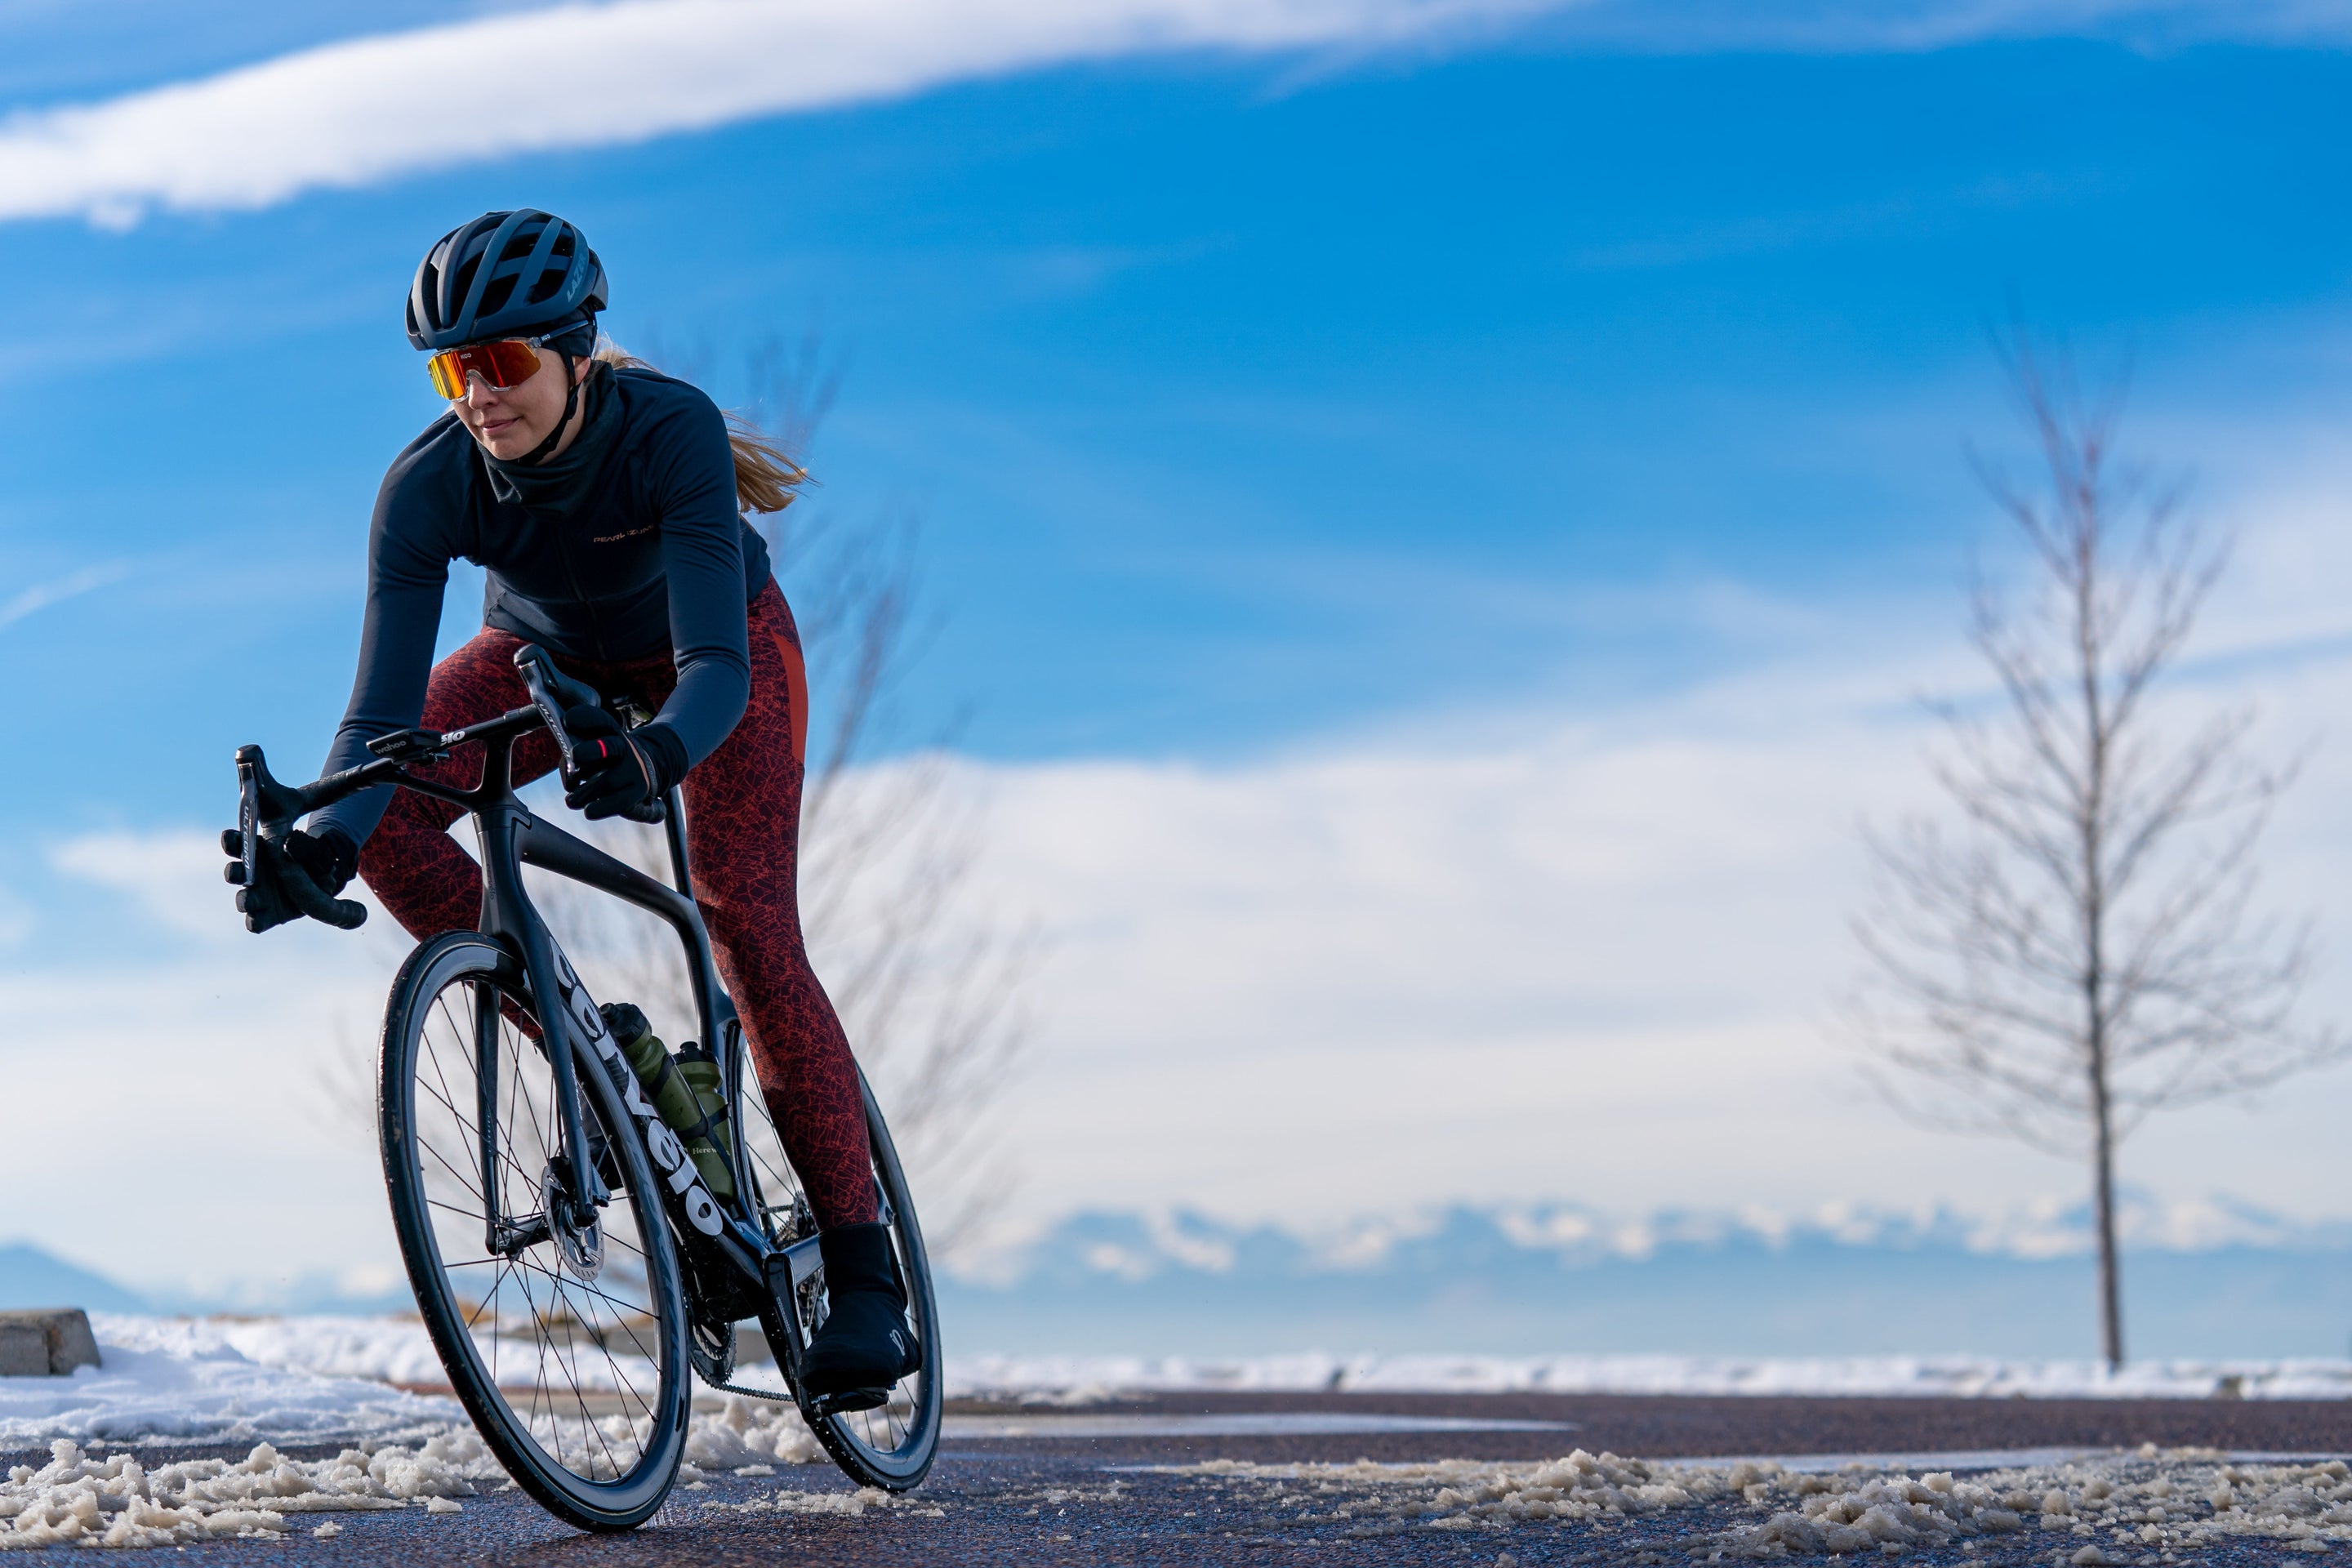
[481,366,621,514]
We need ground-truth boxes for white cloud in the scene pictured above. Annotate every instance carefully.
[50,827,390,944]
[0,0,1546,227]
[928,474,2352,1236]
[51,830,238,940]
[1543,0,2352,53]
[17,461,2352,1295]
[0,906,396,1291]
[2,0,2341,229]
[0,562,129,632]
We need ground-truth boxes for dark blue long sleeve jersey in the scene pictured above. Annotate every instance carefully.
[310,365,772,847]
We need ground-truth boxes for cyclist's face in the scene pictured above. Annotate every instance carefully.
[450,346,584,461]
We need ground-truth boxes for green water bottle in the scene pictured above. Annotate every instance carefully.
[673,1036,737,1204]
[598,1003,737,1202]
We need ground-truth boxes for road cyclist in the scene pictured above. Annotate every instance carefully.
[220,208,938,1528]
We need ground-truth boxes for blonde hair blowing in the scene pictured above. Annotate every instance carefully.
[593,345,806,515]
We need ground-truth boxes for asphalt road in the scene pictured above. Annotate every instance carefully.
[16,1392,2352,1564]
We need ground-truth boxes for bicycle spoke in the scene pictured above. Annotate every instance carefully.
[565,1276,658,1431]
[397,959,684,1499]
[425,1196,492,1225]
[518,1264,591,1441]
[424,996,476,1132]
[416,1136,488,1209]
[415,1040,474,1138]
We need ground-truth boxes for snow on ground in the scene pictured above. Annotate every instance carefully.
[98,1317,2352,1405]
[0,1317,826,1458]
[12,1316,2352,1455]
[0,1312,834,1550]
[0,1319,459,1447]
[0,1435,498,1550]
[114,1316,449,1391]
[95,1313,666,1396]
[1171,1446,2352,1560]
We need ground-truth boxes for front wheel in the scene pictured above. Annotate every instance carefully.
[378,933,690,1530]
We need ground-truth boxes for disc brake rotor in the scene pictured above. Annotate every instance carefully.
[541,1165,604,1282]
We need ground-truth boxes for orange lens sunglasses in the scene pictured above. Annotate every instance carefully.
[425,336,550,399]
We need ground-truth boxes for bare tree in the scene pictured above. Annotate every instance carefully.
[1850,332,2341,1370]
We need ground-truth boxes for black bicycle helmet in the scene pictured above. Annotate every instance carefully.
[407,209,608,351]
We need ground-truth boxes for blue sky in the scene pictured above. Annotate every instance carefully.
[5,17,2348,798]
[7,2,2352,1297]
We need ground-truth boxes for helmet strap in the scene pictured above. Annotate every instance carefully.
[516,350,585,466]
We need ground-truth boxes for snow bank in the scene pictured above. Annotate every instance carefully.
[0,1320,459,1446]
[3,1316,831,1470]
[26,1312,2344,1457]
[99,1312,665,1396]
[122,1316,448,1389]
[949,1351,2352,1401]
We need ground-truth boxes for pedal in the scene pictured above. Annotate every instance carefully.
[808,1387,888,1416]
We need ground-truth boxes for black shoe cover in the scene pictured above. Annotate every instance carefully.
[800,1223,920,1396]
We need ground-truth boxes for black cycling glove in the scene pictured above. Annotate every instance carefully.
[561,706,686,821]
[221,825,361,933]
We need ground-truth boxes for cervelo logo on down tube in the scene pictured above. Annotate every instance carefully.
[552,946,724,1237]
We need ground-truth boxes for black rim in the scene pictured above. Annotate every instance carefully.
[732,1059,940,1485]
[822,1106,940,1478]
[383,937,686,1526]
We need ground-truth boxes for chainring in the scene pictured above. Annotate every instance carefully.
[688,1310,737,1387]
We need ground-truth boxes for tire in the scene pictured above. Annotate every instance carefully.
[764,1071,943,1491]
[378,933,690,1531]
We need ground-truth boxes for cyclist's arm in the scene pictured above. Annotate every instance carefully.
[635,390,752,783]
[308,434,464,848]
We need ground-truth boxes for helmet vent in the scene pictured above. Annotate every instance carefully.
[408,208,607,351]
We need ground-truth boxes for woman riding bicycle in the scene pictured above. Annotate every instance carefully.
[232,207,913,1398]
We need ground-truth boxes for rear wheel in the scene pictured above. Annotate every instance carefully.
[733,1051,942,1490]
[379,933,689,1531]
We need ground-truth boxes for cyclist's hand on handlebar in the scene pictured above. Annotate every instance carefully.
[560,706,684,822]
[222,826,362,933]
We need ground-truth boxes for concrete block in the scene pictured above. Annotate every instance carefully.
[0,1323,42,1377]
[0,1308,102,1375]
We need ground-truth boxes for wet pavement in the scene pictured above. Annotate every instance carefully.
[11,1392,2352,1563]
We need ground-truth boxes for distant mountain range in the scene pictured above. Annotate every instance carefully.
[934,1200,2352,1361]
[0,1244,412,1321]
[7,1197,2346,1361]
[0,1244,147,1315]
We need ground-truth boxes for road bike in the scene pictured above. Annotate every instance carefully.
[228,644,942,1530]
